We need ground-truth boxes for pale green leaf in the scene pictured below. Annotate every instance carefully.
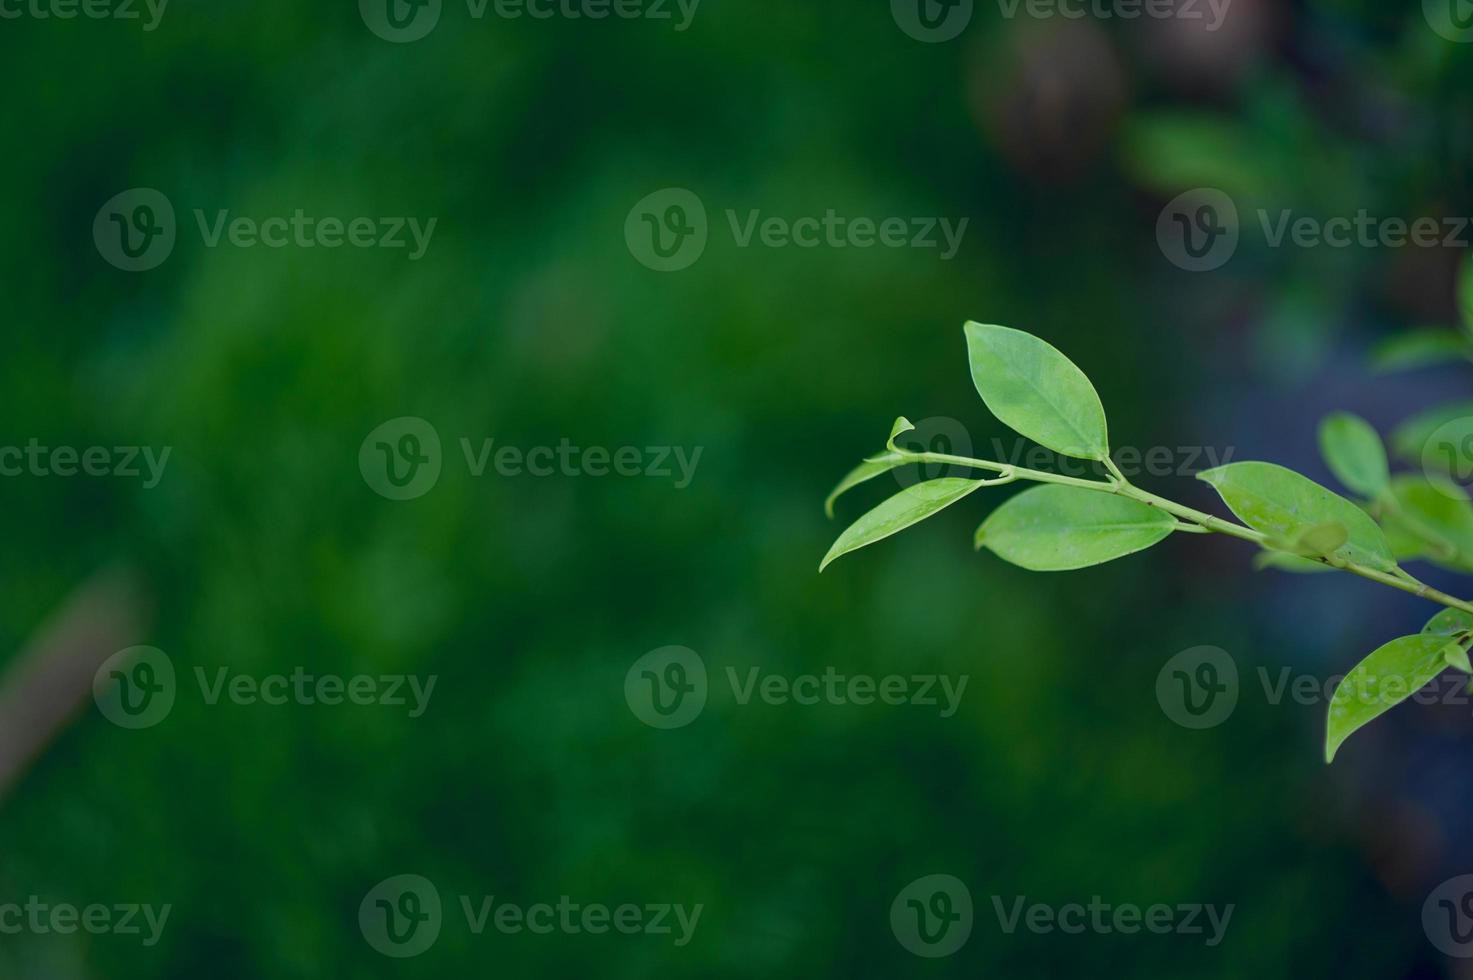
[1370,329,1469,372]
[1423,608,1473,638]
[1391,402,1473,465]
[886,416,915,451]
[1198,462,1397,572]
[824,452,905,518]
[1326,634,1458,762]
[820,478,985,572]
[964,322,1108,461]
[1252,550,1334,574]
[1294,522,1349,556]
[974,485,1175,571]
[1318,412,1389,498]
[1380,475,1473,571]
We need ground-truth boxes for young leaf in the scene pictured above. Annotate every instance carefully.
[1326,634,1458,762]
[824,452,906,518]
[1318,412,1389,499]
[1391,401,1473,465]
[1370,329,1469,372]
[1293,522,1349,557]
[820,478,985,571]
[1253,550,1334,574]
[886,416,916,451]
[963,322,1108,461]
[1198,462,1397,572]
[1379,475,1473,571]
[974,484,1175,571]
[1423,608,1473,638]
[1447,646,1473,674]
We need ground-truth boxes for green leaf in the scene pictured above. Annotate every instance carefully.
[1118,113,1273,201]
[1253,550,1334,574]
[1447,646,1473,674]
[820,478,985,572]
[886,416,916,452]
[963,322,1108,461]
[1391,402,1473,465]
[1379,475,1473,571]
[1423,608,1473,638]
[974,485,1175,571]
[1318,412,1389,499]
[824,452,905,518]
[1370,328,1469,372]
[1293,522,1349,556]
[1326,634,1458,762]
[1198,462,1398,572]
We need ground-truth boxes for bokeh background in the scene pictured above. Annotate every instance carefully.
[1,0,1472,976]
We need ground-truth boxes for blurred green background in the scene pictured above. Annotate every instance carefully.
[2,0,1472,976]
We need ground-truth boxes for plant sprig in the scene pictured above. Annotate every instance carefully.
[822,322,1473,762]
